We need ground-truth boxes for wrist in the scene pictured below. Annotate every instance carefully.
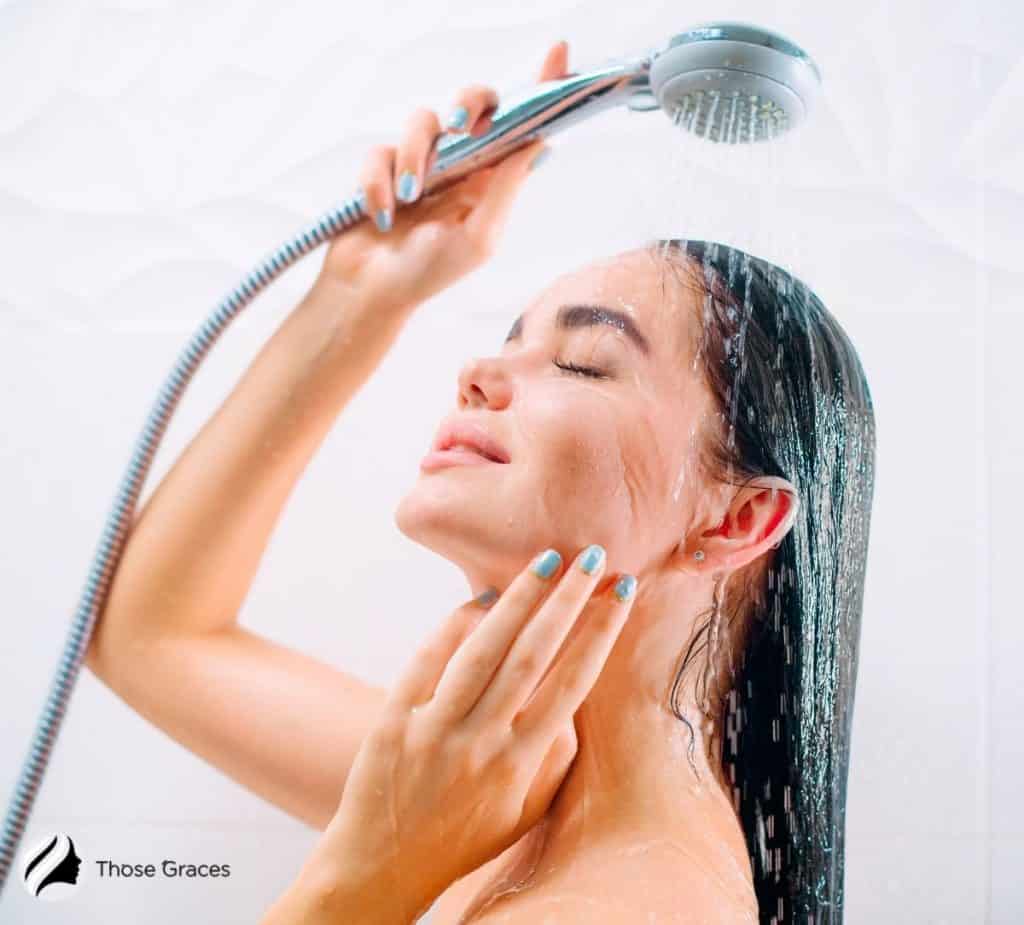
[311,268,418,322]
[262,853,402,925]
[286,838,432,925]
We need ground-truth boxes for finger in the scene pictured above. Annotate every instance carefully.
[462,140,546,249]
[472,37,573,139]
[455,43,572,141]
[513,573,638,753]
[468,544,607,728]
[385,164,502,244]
[393,107,443,207]
[357,144,397,234]
[428,547,565,725]
[385,589,498,712]
[537,40,571,82]
[442,83,500,135]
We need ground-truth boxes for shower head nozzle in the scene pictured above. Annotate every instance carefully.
[644,22,822,143]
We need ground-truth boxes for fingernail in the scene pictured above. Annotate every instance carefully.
[613,574,637,602]
[446,106,469,131]
[396,170,418,202]
[529,147,551,172]
[579,544,605,575]
[530,548,562,579]
[475,587,498,607]
[375,208,392,232]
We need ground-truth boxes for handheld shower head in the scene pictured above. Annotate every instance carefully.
[646,23,822,143]
[419,21,820,199]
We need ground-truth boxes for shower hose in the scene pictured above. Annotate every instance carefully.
[0,188,373,896]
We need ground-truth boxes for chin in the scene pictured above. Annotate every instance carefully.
[393,490,429,543]
[394,479,527,575]
[394,477,474,549]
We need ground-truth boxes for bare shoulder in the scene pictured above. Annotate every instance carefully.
[436,837,758,925]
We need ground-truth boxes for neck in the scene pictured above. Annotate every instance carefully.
[542,668,751,884]
[502,577,755,904]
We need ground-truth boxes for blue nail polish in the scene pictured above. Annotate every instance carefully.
[531,549,562,579]
[614,574,637,601]
[446,106,469,130]
[375,208,392,232]
[396,171,418,202]
[579,544,605,574]
[476,587,498,607]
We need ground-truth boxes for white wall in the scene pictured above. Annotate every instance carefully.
[1,0,1020,921]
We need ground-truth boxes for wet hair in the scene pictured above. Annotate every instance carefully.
[650,239,876,924]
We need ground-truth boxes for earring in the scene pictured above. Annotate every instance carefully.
[694,550,705,561]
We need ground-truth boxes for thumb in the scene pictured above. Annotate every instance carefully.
[509,720,577,843]
[502,139,549,175]
[463,140,547,244]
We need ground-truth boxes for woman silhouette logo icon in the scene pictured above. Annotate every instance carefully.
[21,832,83,902]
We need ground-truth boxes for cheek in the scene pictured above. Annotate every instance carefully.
[555,403,684,557]
[517,384,646,536]
[616,407,677,544]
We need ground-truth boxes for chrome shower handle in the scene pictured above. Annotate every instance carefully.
[418,57,654,198]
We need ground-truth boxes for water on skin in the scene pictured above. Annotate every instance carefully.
[441,285,758,922]
[493,266,698,580]
[433,99,860,921]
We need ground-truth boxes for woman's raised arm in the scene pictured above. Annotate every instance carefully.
[85,277,416,830]
[85,41,568,831]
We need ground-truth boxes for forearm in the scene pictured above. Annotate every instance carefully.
[89,273,416,661]
[261,843,425,925]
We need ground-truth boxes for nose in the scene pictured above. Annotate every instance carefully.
[456,355,514,410]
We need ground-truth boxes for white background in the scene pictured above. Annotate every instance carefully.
[1,0,1021,921]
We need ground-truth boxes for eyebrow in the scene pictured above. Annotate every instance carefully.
[504,304,651,357]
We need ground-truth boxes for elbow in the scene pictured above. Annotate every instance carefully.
[83,612,156,690]
[84,615,116,681]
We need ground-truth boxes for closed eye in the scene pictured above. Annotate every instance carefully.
[553,358,608,380]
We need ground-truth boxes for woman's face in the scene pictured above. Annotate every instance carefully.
[395,247,715,585]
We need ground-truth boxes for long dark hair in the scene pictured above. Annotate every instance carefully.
[652,239,876,924]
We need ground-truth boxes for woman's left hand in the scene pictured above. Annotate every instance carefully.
[310,545,638,922]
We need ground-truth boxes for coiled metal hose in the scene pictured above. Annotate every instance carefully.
[0,190,371,896]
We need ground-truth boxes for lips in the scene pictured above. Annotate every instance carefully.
[431,419,510,464]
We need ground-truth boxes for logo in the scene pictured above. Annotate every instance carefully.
[21,832,83,902]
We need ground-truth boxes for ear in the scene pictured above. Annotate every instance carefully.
[681,476,799,576]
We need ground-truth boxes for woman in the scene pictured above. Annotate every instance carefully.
[85,41,875,924]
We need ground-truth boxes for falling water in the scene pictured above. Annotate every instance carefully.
[639,85,875,925]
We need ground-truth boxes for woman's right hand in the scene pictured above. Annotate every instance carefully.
[317,41,572,312]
